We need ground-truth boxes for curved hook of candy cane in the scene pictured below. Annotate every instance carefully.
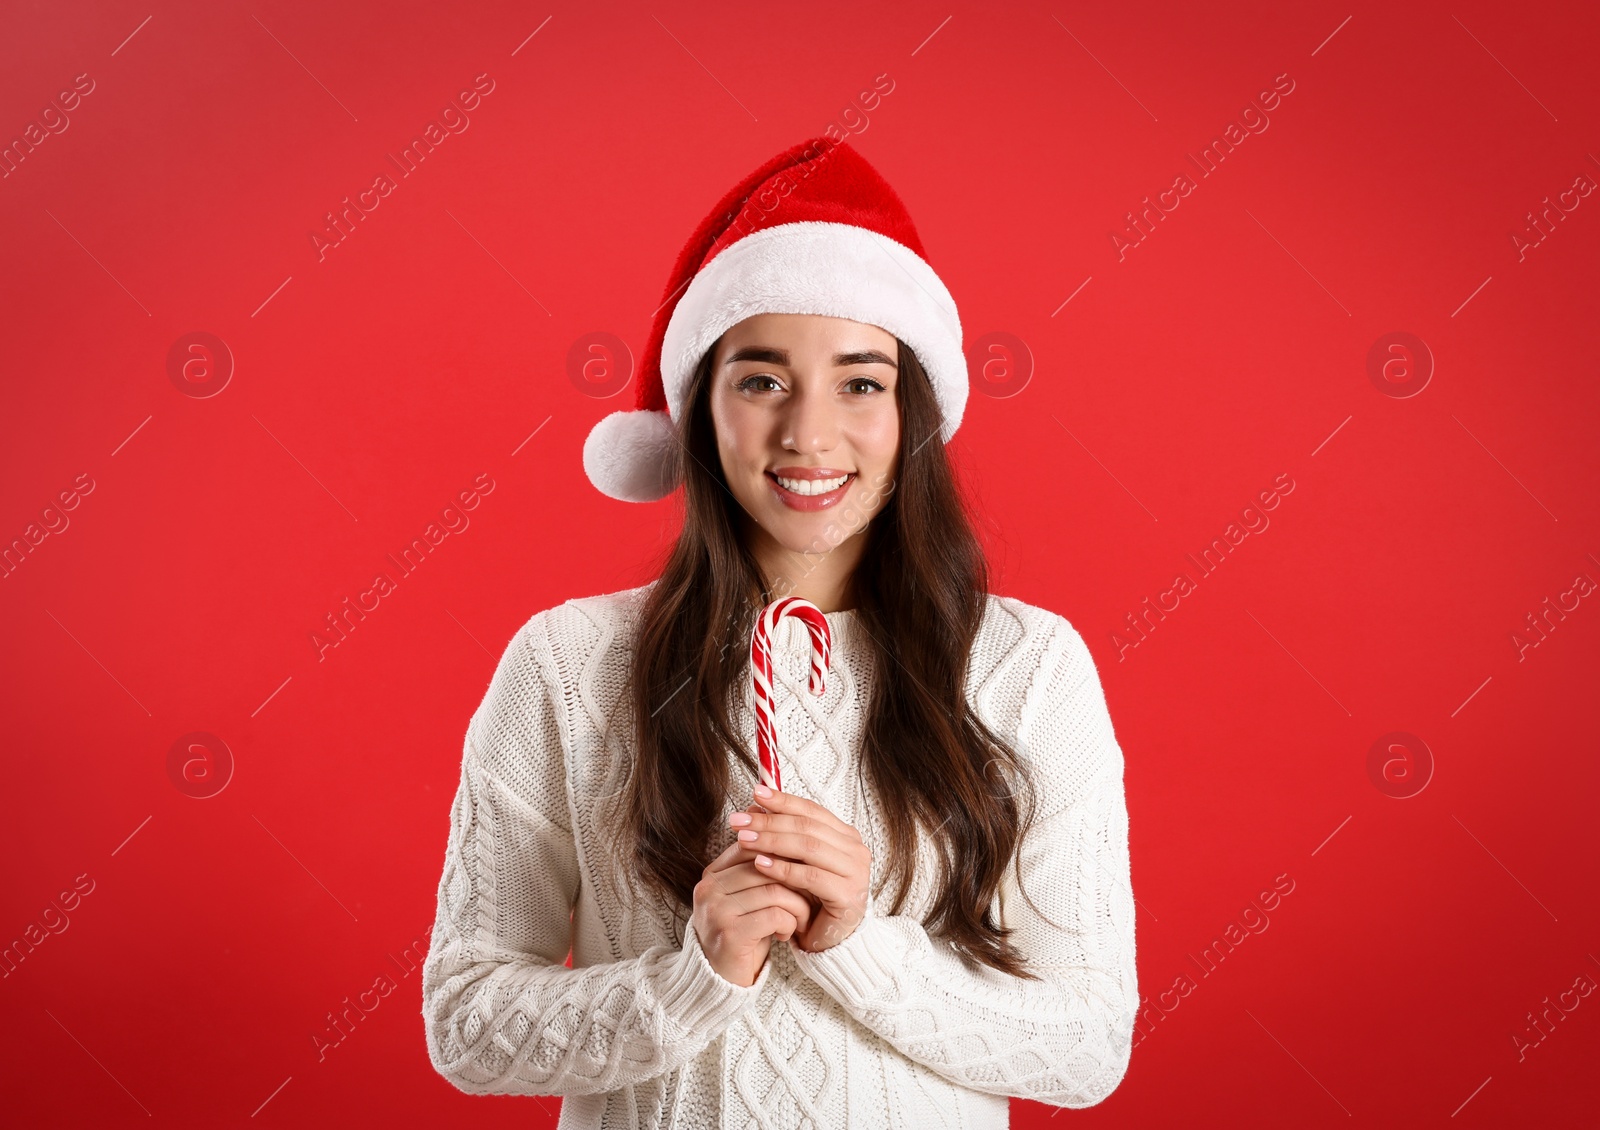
[748,596,835,795]
[767,597,833,696]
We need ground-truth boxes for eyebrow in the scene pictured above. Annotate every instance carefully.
[722,346,896,368]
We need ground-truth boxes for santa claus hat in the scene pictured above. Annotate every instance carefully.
[581,135,968,503]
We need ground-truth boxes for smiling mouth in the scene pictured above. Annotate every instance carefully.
[764,470,857,511]
[766,471,855,495]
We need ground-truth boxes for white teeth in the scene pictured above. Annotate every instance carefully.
[775,473,850,495]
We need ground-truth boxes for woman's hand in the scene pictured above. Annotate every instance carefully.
[728,787,872,954]
[693,828,817,987]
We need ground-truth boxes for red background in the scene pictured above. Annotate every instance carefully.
[3,1,1597,1126]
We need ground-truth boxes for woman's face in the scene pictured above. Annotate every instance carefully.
[709,312,901,560]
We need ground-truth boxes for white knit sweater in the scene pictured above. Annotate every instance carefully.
[421,582,1137,1128]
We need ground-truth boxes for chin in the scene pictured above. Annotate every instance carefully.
[785,519,865,555]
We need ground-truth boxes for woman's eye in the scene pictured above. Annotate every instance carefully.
[738,374,886,394]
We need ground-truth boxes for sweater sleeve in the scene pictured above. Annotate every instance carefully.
[421,612,774,1097]
[789,615,1139,1109]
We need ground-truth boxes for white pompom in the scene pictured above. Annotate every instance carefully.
[581,409,681,503]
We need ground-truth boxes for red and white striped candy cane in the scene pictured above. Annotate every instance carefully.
[749,596,833,794]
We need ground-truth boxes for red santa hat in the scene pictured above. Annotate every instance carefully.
[581,135,968,503]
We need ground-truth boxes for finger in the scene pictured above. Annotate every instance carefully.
[706,837,794,876]
[733,824,861,879]
[770,907,801,942]
[704,844,800,914]
[699,857,763,920]
[748,788,864,845]
[706,838,752,874]
[711,861,816,928]
[732,810,860,859]
[749,851,855,907]
[710,858,789,895]
[746,873,816,930]
[707,848,803,900]
[736,904,798,943]
[715,861,813,907]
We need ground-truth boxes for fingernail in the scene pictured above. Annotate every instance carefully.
[754,784,773,797]
[756,854,773,866]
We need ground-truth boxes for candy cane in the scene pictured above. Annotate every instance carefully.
[749,596,833,794]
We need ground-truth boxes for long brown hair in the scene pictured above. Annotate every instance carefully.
[609,335,1046,977]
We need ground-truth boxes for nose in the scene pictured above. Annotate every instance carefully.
[780,382,840,454]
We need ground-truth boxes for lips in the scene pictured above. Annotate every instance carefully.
[765,470,856,512]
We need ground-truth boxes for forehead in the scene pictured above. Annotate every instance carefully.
[716,313,898,362]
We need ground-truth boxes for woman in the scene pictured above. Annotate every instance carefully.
[422,137,1138,1128]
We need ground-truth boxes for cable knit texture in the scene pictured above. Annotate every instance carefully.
[421,583,1138,1128]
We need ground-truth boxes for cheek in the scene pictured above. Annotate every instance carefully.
[850,406,900,467]
[711,399,763,460]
